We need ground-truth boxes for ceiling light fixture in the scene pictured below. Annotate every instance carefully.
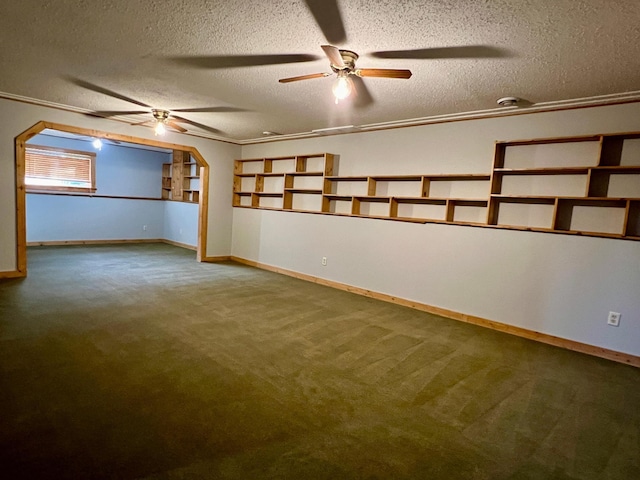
[154,121,166,136]
[332,70,353,104]
[92,138,103,150]
[152,109,170,135]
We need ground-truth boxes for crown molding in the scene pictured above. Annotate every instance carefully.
[3,90,640,146]
[239,90,640,144]
[0,91,239,145]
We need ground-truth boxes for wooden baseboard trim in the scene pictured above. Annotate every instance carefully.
[201,255,231,263]
[0,270,25,279]
[26,239,200,252]
[27,239,163,247]
[160,239,197,251]
[230,256,640,368]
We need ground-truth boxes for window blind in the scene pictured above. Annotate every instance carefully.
[25,145,95,190]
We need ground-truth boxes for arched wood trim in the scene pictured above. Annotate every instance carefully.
[14,121,210,276]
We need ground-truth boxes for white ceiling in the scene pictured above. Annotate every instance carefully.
[1,0,639,143]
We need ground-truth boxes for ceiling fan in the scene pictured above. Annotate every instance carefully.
[279,45,412,104]
[68,78,245,136]
[168,0,509,107]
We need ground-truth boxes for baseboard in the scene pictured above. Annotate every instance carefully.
[25,239,200,252]
[201,255,231,262]
[230,256,640,368]
[160,239,197,251]
[0,269,25,279]
[27,239,163,247]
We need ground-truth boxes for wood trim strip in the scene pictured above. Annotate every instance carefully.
[27,192,164,201]
[201,255,232,262]
[15,139,27,277]
[232,204,640,241]
[161,239,197,251]
[25,239,201,251]
[38,121,205,151]
[0,270,24,279]
[188,149,209,262]
[230,256,640,368]
[26,239,163,247]
[14,121,213,276]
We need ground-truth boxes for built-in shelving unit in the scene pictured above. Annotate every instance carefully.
[233,153,491,226]
[162,150,201,203]
[233,135,640,241]
[321,173,491,223]
[487,133,640,240]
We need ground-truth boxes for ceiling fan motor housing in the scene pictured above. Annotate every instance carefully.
[152,109,170,121]
[332,49,359,72]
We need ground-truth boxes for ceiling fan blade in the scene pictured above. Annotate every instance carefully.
[279,72,331,83]
[370,45,511,59]
[321,45,345,68]
[171,115,222,135]
[169,54,320,69]
[350,76,374,108]
[166,121,188,133]
[356,68,412,79]
[304,0,347,44]
[66,77,152,108]
[171,106,248,113]
[130,120,153,126]
[90,110,150,117]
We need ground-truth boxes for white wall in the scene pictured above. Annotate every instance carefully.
[0,97,240,271]
[233,103,640,357]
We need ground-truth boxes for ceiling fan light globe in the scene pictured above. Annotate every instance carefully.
[154,121,166,136]
[332,76,353,102]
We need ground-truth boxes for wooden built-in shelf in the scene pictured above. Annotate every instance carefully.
[285,188,323,194]
[488,132,640,239]
[232,135,640,240]
[161,150,201,203]
[493,167,591,175]
[234,153,491,224]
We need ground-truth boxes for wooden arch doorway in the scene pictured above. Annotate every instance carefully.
[14,121,211,277]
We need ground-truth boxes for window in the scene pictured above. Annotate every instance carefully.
[25,145,96,193]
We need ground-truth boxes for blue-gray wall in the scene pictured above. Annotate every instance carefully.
[26,135,198,246]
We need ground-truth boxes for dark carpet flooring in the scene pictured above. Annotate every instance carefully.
[0,244,639,479]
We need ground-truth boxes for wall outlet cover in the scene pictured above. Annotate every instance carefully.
[607,311,621,327]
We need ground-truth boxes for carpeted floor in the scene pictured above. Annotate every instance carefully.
[0,244,638,479]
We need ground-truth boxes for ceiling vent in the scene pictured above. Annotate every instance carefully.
[497,97,520,107]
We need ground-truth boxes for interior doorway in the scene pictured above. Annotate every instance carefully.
[14,121,210,277]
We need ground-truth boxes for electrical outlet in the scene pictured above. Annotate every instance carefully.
[321,256,327,266]
[142,225,147,231]
[607,311,621,327]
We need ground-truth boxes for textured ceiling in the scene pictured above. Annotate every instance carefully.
[1,0,639,142]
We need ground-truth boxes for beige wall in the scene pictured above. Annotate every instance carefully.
[0,97,240,271]
[2,96,639,357]
[234,103,640,357]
